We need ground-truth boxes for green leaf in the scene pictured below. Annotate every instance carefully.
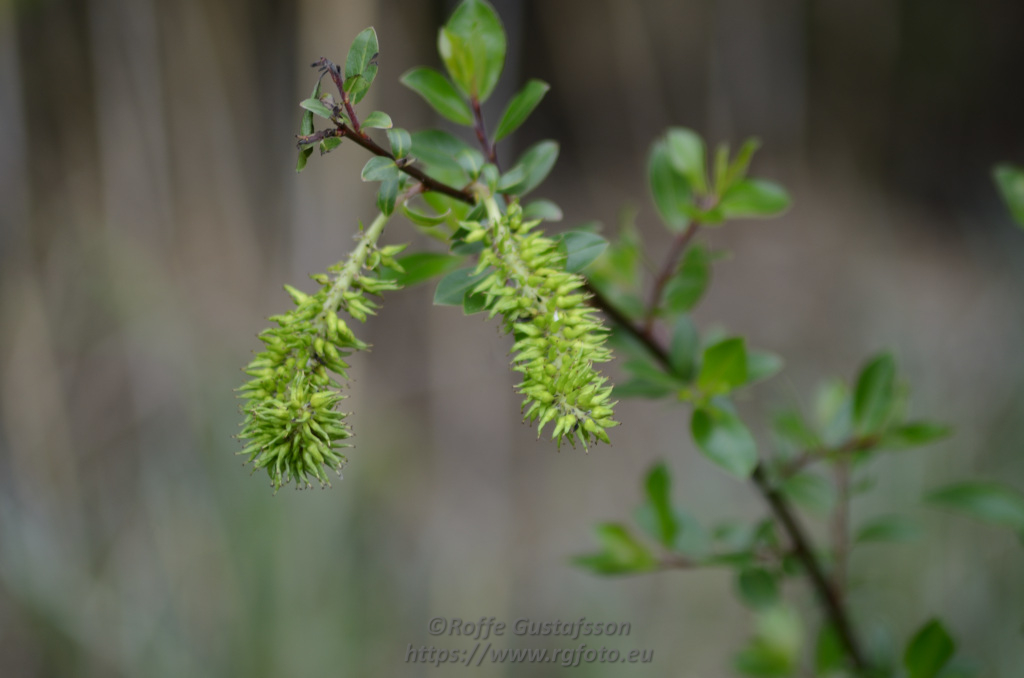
[993,164,1024,228]
[522,199,563,221]
[344,27,379,104]
[455,148,485,178]
[299,97,334,120]
[362,111,393,129]
[617,359,687,399]
[434,266,490,306]
[557,231,608,273]
[318,137,342,155]
[669,314,699,380]
[498,141,558,196]
[781,472,836,514]
[399,67,474,125]
[662,245,711,312]
[698,337,749,395]
[746,351,783,384]
[665,127,708,195]
[904,619,954,678]
[855,515,920,544]
[376,169,399,216]
[438,0,506,103]
[723,138,762,192]
[880,421,951,450]
[926,482,1024,532]
[410,129,473,184]
[644,463,678,547]
[494,79,550,141]
[736,568,779,610]
[401,201,450,226]
[691,404,758,478]
[720,179,791,218]
[462,290,487,314]
[815,624,844,676]
[386,128,412,159]
[734,607,802,677]
[345,27,379,80]
[853,353,896,435]
[648,140,693,232]
[297,79,322,172]
[382,253,462,287]
[361,156,396,182]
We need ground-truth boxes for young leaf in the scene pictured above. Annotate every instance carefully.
[691,404,758,478]
[665,127,708,195]
[855,515,920,544]
[557,231,608,273]
[662,245,711,312]
[318,137,342,155]
[383,253,463,287]
[386,128,412,159]
[522,199,563,221]
[993,164,1024,228]
[926,482,1024,533]
[698,337,749,395]
[345,27,379,79]
[853,352,896,435]
[297,78,322,172]
[299,98,334,120]
[344,27,379,103]
[736,568,779,610]
[410,129,473,184]
[723,138,762,192]
[362,111,393,129]
[669,314,699,380]
[433,266,490,306]
[494,79,550,141]
[401,200,450,226]
[720,179,791,218]
[648,140,693,231]
[361,156,397,182]
[904,619,954,678]
[377,169,399,216]
[644,463,678,547]
[815,624,844,676]
[498,141,558,195]
[438,0,506,103]
[880,421,951,450]
[746,351,783,384]
[781,472,836,514]
[400,67,474,125]
[616,359,687,399]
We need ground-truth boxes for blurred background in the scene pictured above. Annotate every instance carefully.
[2,0,1023,676]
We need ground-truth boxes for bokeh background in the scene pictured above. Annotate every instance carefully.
[2,0,1023,676]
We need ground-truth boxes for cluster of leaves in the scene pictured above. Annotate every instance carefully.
[237,215,403,491]
[567,121,1007,676]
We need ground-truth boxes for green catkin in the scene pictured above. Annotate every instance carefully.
[237,212,402,491]
[466,197,617,449]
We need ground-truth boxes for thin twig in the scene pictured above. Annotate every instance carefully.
[642,221,700,333]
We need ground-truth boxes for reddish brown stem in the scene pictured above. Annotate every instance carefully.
[642,221,700,333]
[471,97,498,165]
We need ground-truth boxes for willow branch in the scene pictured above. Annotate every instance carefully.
[311,113,870,674]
